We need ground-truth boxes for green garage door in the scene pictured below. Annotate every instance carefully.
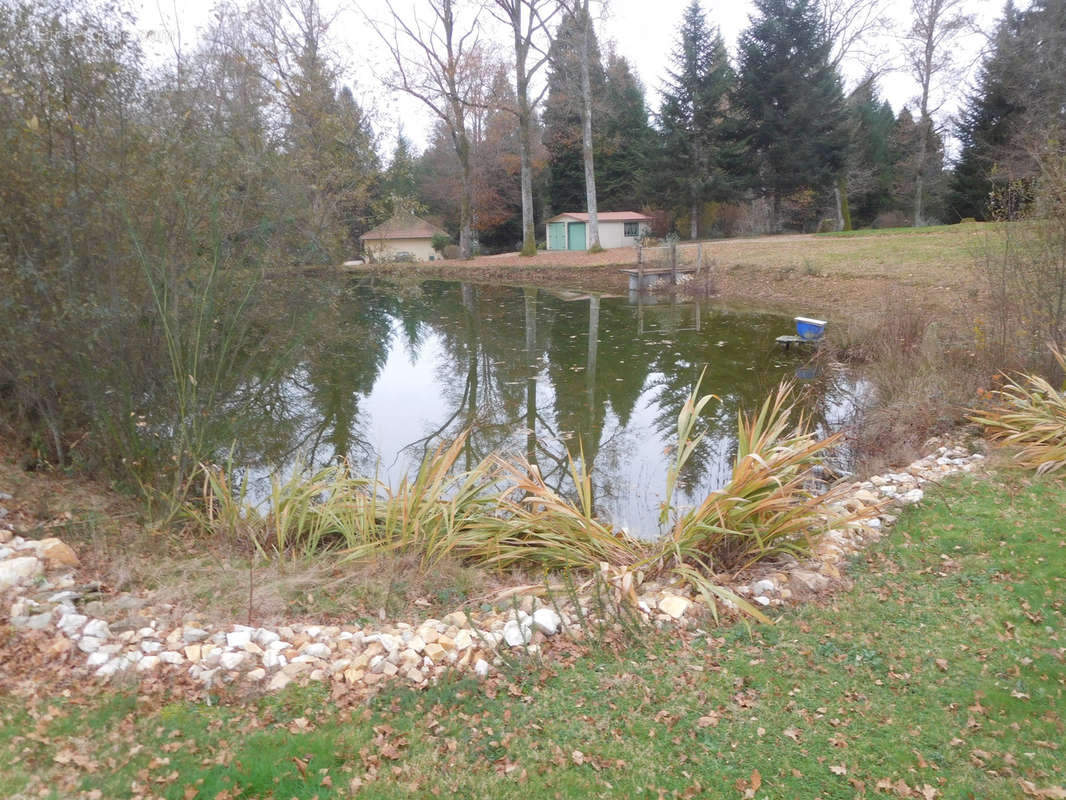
[566,221,586,251]
[548,222,567,251]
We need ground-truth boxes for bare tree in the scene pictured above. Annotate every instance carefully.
[559,0,602,248]
[820,0,892,73]
[902,0,973,226]
[491,0,561,256]
[369,0,484,258]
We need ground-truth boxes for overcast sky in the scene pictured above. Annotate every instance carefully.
[134,0,1003,157]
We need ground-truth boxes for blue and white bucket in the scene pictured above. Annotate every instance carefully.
[794,316,827,341]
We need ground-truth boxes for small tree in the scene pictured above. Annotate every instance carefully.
[431,232,452,254]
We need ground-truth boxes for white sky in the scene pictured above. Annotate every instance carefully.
[134,0,1004,157]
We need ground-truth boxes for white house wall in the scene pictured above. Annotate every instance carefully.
[364,238,438,262]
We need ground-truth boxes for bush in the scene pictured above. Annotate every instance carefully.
[431,233,451,254]
[442,244,461,260]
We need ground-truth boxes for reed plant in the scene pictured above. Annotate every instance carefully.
[190,382,854,624]
[467,455,646,571]
[970,345,1066,474]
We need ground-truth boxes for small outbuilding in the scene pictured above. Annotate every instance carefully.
[361,212,448,262]
[545,211,651,251]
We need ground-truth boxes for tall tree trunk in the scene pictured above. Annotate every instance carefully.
[913,0,937,227]
[514,37,537,256]
[578,3,599,249]
[518,93,536,255]
[690,202,699,239]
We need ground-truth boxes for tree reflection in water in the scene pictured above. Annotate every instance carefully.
[236,278,861,539]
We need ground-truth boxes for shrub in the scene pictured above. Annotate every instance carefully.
[442,244,461,260]
[431,233,451,254]
[970,344,1066,474]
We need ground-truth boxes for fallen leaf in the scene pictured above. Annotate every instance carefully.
[1019,780,1066,799]
[571,750,584,765]
[829,764,847,776]
[934,658,949,672]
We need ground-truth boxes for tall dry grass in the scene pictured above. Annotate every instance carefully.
[970,345,1066,474]
[190,381,859,622]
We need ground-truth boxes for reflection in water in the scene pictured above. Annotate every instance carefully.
[237,279,862,538]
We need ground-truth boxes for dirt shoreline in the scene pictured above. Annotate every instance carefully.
[353,227,982,338]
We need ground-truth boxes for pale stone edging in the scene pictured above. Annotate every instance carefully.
[0,443,984,694]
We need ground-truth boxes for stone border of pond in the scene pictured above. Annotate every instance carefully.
[0,440,985,697]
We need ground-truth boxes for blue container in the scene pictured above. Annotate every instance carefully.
[794,316,827,340]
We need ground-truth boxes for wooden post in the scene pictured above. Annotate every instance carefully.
[637,243,644,287]
[671,242,678,284]
[696,242,703,275]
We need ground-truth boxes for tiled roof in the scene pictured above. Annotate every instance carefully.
[361,212,448,240]
[547,211,651,223]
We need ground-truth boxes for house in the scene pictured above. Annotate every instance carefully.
[361,212,448,262]
[545,211,651,251]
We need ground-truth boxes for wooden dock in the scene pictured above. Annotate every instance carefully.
[775,334,822,350]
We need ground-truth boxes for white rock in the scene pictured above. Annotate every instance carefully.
[304,625,322,638]
[255,628,279,647]
[453,629,475,651]
[302,642,331,659]
[82,619,111,639]
[183,627,210,644]
[753,596,771,607]
[246,668,266,681]
[226,630,252,648]
[140,640,162,654]
[219,651,246,670]
[78,636,104,653]
[502,619,531,647]
[159,651,185,665]
[137,655,161,672]
[267,672,292,691]
[57,612,88,634]
[899,488,924,505]
[474,658,490,678]
[262,650,286,670]
[658,594,691,620]
[86,651,110,667]
[751,579,776,596]
[531,608,562,636]
[94,659,125,679]
[407,635,426,653]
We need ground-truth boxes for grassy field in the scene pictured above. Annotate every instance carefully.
[4,467,1064,799]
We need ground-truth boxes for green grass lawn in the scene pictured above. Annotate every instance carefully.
[3,469,1064,799]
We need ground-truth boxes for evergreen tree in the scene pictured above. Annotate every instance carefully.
[735,0,848,230]
[844,79,898,227]
[597,53,656,210]
[947,1,1066,220]
[542,14,606,214]
[657,0,740,239]
[383,132,421,215]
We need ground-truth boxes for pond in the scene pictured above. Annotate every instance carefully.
[239,278,860,539]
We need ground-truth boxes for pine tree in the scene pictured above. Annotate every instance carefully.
[735,0,848,230]
[383,132,421,215]
[657,0,740,239]
[844,79,898,227]
[543,13,606,214]
[946,1,1066,220]
[597,53,655,210]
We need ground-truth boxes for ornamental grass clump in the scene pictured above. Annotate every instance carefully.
[193,433,500,568]
[969,345,1066,474]
[659,382,851,574]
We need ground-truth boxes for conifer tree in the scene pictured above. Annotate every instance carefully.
[657,0,740,239]
[736,0,848,230]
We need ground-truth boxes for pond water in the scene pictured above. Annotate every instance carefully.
[241,279,860,539]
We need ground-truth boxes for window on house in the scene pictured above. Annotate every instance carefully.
[624,221,639,237]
